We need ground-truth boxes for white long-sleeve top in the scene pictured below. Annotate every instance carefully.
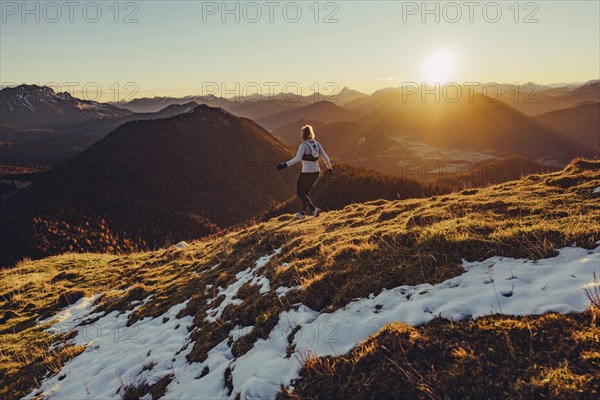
[285,140,332,173]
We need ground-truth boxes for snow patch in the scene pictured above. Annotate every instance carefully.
[164,306,318,400]
[24,245,599,399]
[25,298,192,400]
[275,286,295,297]
[205,249,281,322]
[289,245,599,357]
[184,244,600,399]
[593,186,600,194]
[221,245,600,398]
[38,294,100,326]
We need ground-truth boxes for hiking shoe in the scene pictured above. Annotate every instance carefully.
[312,208,321,217]
[295,212,305,220]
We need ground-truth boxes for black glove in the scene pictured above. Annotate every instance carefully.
[327,168,334,176]
[276,163,287,171]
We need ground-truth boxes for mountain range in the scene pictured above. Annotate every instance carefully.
[0,105,293,265]
[498,80,600,116]
[0,86,204,166]
[0,85,132,128]
[3,83,598,170]
[0,104,444,266]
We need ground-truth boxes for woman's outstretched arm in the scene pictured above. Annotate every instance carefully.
[284,143,305,167]
[319,143,332,169]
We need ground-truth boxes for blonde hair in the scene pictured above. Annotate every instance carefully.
[301,125,315,140]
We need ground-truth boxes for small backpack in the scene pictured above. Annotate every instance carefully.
[302,140,320,161]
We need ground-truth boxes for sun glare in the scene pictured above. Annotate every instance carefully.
[422,50,458,84]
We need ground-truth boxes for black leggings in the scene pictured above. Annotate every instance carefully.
[296,172,319,212]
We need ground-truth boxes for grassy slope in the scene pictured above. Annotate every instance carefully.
[1,159,599,399]
[282,312,600,400]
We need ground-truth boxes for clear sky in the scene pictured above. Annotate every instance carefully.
[1,1,599,101]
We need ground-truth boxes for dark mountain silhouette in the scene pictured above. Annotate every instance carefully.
[112,87,368,116]
[330,86,369,106]
[112,89,366,125]
[0,105,296,266]
[224,97,312,122]
[0,85,132,128]
[498,81,600,116]
[112,92,315,120]
[128,102,201,120]
[257,101,362,131]
[343,82,600,119]
[344,87,405,113]
[1,88,205,167]
[534,102,600,155]
[347,88,586,164]
[111,95,228,113]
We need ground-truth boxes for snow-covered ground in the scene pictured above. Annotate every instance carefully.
[204,250,279,323]
[24,244,600,399]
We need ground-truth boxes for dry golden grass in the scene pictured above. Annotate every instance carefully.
[1,158,599,399]
[280,311,600,400]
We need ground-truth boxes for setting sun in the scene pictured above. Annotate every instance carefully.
[422,50,458,84]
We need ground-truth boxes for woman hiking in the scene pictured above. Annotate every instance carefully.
[277,125,333,220]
